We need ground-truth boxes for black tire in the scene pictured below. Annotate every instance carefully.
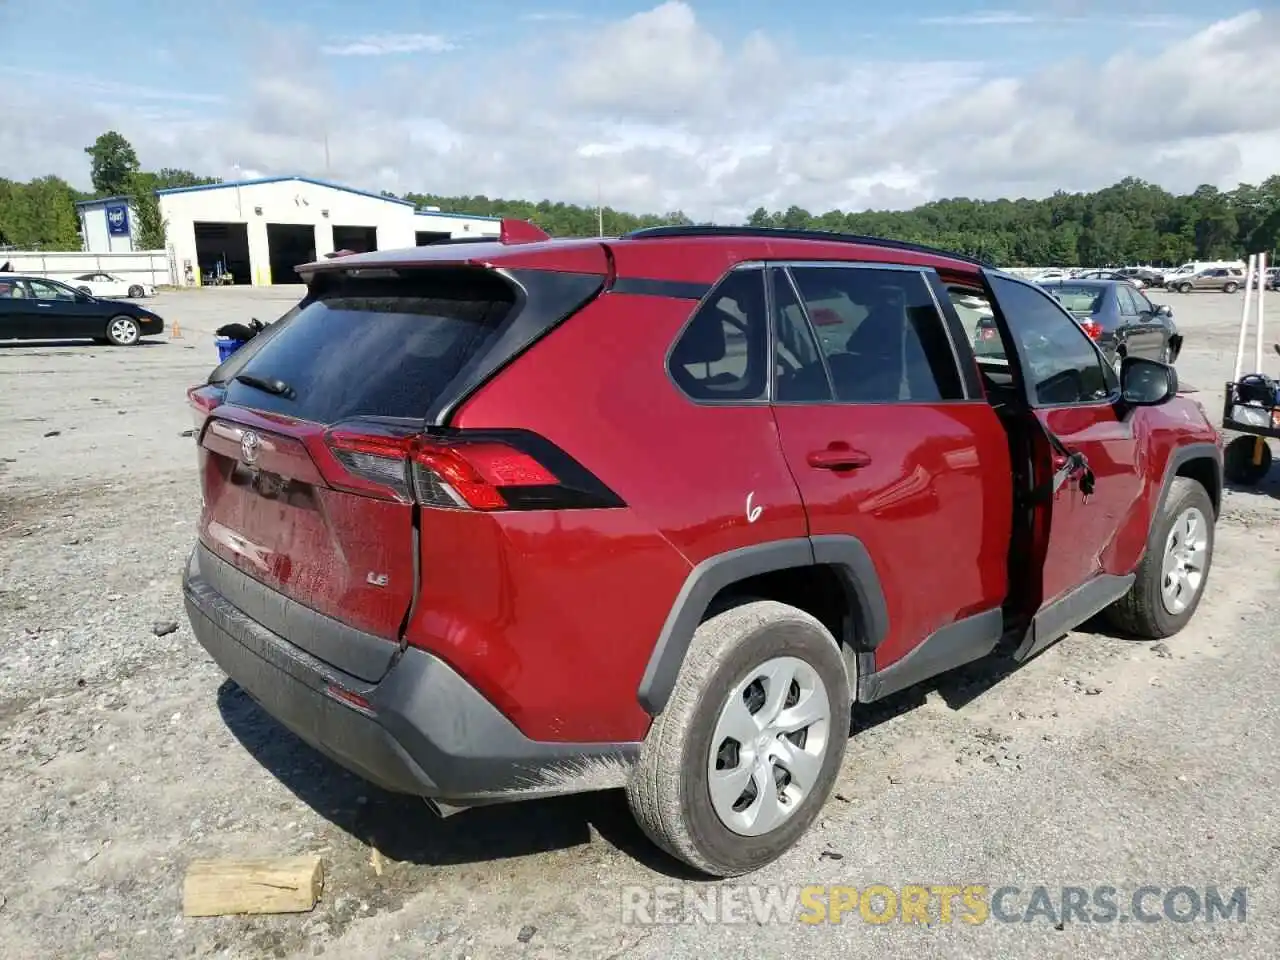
[1104,477,1215,639]
[127,285,144,298]
[1224,282,1239,294]
[104,315,141,346]
[1223,434,1272,486]
[626,599,850,878]
[1178,282,1193,294]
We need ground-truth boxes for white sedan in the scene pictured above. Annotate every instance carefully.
[70,273,155,298]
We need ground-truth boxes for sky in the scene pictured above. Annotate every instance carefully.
[0,0,1278,220]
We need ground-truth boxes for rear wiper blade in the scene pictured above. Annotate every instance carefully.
[234,373,295,399]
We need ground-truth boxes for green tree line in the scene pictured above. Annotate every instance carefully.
[4,130,1279,267]
[0,131,218,251]
[402,176,1280,266]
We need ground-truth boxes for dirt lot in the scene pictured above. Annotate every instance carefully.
[2,285,1278,959]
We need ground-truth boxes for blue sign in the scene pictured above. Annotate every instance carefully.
[106,203,130,236]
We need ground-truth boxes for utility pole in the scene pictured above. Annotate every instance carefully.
[324,135,331,175]
[597,182,604,237]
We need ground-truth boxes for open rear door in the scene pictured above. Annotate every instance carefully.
[978,269,1145,662]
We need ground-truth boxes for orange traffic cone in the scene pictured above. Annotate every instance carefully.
[171,320,183,339]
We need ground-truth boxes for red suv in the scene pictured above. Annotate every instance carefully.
[184,222,1222,877]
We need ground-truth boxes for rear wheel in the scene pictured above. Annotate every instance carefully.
[1178,282,1193,294]
[626,600,849,877]
[1104,477,1215,638]
[105,315,140,346]
[128,285,144,298]
[1224,434,1272,486]
[1224,281,1239,294]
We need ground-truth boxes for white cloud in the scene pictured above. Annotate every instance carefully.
[320,32,454,56]
[1,4,1278,222]
[0,67,225,105]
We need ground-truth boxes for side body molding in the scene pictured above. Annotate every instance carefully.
[636,535,890,715]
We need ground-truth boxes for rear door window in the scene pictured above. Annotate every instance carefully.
[786,266,964,402]
[221,269,515,423]
[1117,285,1139,316]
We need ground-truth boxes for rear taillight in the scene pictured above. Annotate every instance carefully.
[323,426,619,511]
[1078,318,1103,341]
[187,384,223,432]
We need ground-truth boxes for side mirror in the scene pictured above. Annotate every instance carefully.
[1155,304,1172,318]
[1120,355,1177,406]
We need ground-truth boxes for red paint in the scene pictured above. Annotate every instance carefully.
[499,218,551,244]
[195,408,417,642]
[192,222,1223,749]
[771,402,1013,671]
[444,292,808,740]
[1105,398,1220,576]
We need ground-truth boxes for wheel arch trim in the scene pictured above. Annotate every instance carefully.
[1157,441,1223,521]
[637,535,889,715]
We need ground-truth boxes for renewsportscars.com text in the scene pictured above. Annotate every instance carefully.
[620,884,1248,926]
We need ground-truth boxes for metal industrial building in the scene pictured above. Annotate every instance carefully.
[76,176,502,286]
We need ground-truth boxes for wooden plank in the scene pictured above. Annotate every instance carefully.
[182,856,324,917]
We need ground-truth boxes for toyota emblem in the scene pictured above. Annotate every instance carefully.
[240,430,262,464]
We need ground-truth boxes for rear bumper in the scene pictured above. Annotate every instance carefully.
[182,544,638,805]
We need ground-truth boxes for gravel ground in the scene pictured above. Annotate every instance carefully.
[1,285,1278,959]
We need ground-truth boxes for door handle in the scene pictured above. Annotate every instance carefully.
[36,303,52,308]
[807,446,871,470]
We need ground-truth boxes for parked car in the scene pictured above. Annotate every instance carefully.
[1076,269,1146,289]
[1117,266,1164,287]
[70,272,155,298]
[0,274,164,345]
[1249,266,1280,290]
[1163,259,1246,289]
[1031,268,1069,283]
[183,222,1222,878]
[968,280,1179,370]
[1170,267,1244,293]
[1035,279,1180,368]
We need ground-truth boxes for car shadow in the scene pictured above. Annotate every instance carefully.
[0,339,166,350]
[851,648,1030,726]
[215,679,706,879]
[1223,470,1280,500]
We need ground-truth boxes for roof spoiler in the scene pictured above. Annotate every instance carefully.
[499,218,550,244]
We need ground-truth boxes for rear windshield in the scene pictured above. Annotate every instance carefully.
[1046,284,1103,314]
[221,269,515,423]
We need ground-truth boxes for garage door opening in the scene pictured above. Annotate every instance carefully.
[333,225,378,253]
[194,222,250,285]
[416,230,452,245]
[266,223,317,285]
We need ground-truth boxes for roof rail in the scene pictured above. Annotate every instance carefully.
[622,225,992,267]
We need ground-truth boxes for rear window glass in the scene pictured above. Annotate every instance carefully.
[1045,284,1104,313]
[221,270,515,423]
